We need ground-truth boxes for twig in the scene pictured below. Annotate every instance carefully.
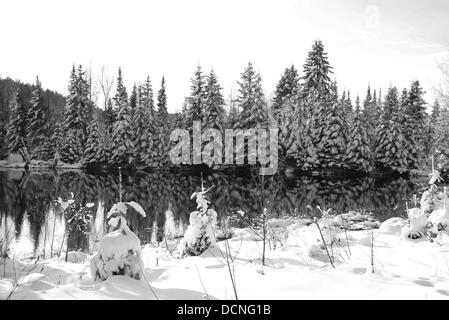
[313,220,335,268]
[194,264,210,300]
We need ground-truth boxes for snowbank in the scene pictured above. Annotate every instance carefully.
[2,215,449,300]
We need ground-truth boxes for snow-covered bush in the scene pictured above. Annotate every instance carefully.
[316,207,343,247]
[420,185,443,214]
[401,208,428,240]
[427,188,449,238]
[178,185,217,256]
[90,202,146,281]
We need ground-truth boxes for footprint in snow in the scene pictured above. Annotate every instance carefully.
[352,267,367,275]
[413,279,434,287]
[436,289,449,297]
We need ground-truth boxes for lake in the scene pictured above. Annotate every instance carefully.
[0,169,428,259]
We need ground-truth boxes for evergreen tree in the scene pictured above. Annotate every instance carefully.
[272,65,300,122]
[84,115,105,164]
[111,68,134,165]
[374,87,408,173]
[226,94,239,129]
[317,88,346,168]
[185,66,206,129]
[151,77,170,167]
[301,40,333,108]
[142,76,155,121]
[27,77,50,159]
[362,85,378,139]
[402,81,427,168]
[60,65,92,163]
[6,89,28,154]
[50,121,63,159]
[285,95,319,170]
[346,96,372,172]
[433,106,449,168]
[133,82,154,164]
[431,100,441,123]
[234,62,268,129]
[203,70,225,131]
[157,77,168,124]
[130,84,138,111]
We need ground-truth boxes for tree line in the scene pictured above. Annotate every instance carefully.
[1,40,448,173]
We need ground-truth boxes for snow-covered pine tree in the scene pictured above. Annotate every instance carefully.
[84,115,105,165]
[345,96,372,172]
[111,68,134,165]
[151,77,170,167]
[374,87,408,173]
[132,85,147,164]
[431,100,441,123]
[203,70,225,132]
[6,88,28,154]
[301,40,334,114]
[433,106,449,168]
[157,77,168,125]
[27,77,50,160]
[362,86,377,144]
[103,98,116,137]
[339,90,353,138]
[234,62,268,129]
[185,66,206,130]
[398,88,418,170]
[426,100,441,156]
[285,93,320,170]
[317,85,347,169]
[60,65,93,163]
[402,81,427,168]
[130,84,137,111]
[226,93,239,129]
[272,65,300,123]
[50,121,63,160]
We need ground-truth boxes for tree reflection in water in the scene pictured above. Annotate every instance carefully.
[0,169,427,259]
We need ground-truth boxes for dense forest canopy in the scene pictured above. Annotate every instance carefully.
[0,41,448,174]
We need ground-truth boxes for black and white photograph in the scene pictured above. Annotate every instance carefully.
[1,0,449,302]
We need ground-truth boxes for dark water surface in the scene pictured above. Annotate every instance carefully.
[0,169,428,259]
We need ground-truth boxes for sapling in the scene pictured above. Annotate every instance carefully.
[90,168,148,282]
[178,174,217,256]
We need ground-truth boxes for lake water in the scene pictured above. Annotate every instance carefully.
[0,169,428,259]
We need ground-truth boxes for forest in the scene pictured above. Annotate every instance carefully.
[1,40,448,175]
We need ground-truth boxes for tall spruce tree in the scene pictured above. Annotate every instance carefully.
[203,70,225,132]
[6,89,28,154]
[84,115,105,164]
[431,100,441,123]
[374,87,408,173]
[151,77,170,167]
[404,81,427,166]
[186,66,206,129]
[27,77,50,159]
[61,65,92,163]
[111,68,134,165]
[301,40,333,109]
[433,106,449,168]
[272,65,300,122]
[234,62,268,129]
[317,85,346,168]
[346,96,372,172]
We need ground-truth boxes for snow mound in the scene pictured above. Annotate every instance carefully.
[378,218,407,235]
[178,209,217,256]
[401,208,428,240]
[90,217,144,281]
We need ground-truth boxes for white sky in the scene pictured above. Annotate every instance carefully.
[0,0,448,112]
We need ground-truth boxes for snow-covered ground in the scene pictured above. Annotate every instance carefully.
[2,215,449,300]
